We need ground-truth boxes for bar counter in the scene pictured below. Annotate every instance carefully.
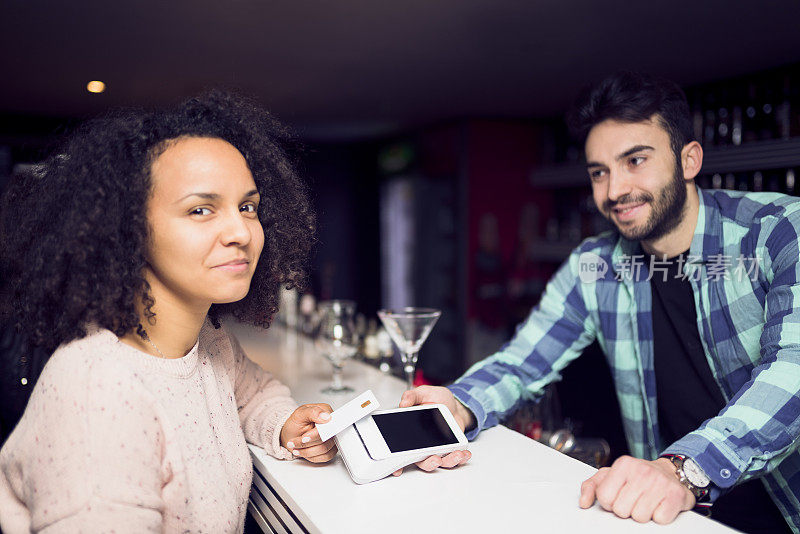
[226,320,738,534]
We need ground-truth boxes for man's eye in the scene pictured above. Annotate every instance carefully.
[190,207,212,216]
[240,203,257,213]
[589,169,606,180]
[630,156,646,166]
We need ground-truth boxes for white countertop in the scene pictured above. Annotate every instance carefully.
[227,320,738,534]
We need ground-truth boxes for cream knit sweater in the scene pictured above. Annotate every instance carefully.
[0,320,298,533]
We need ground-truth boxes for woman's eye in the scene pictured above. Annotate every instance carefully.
[190,207,212,216]
[240,203,257,213]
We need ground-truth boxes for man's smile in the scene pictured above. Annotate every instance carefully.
[611,202,648,222]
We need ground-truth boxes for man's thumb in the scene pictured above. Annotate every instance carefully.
[399,389,417,408]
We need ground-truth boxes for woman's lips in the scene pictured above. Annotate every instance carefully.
[612,202,646,222]
[214,260,249,273]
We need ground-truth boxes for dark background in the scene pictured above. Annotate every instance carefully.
[4,1,800,461]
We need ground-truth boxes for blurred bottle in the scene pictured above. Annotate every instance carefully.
[280,287,299,330]
[786,168,796,195]
[759,85,777,140]
[736,173,750,191]
[766,170,782,192]
[744,82,759,144]
[712,173,723,189]
[691,91,704,143]
[778,74,793,140]
[353,312,367,360]
[375,328,394,373]
[299,293,318,335]
[567,437,612,468]
[724,172,736,190]
[717,89,732,146]
[731,86,744,146]
[703,93,717,146]
[363,319,380,365]
[790,72,800,138]
[752,171,764,192]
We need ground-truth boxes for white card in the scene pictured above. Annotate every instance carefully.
[317,390,380,442]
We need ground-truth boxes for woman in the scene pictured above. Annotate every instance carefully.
[0,90,335,533]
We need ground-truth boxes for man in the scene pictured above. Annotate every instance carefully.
[400,71,800,533]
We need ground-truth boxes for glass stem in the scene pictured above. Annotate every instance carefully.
[332,364,344,390]
[404,352,418,390]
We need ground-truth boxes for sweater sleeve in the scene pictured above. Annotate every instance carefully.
[0,349,167,533]
[227,332,298,459]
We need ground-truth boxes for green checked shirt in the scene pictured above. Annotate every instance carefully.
[449,186,800,532]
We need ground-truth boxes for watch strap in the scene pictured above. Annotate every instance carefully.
[661,454,711,502]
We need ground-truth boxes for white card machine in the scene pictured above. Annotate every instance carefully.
[333,403,469,484]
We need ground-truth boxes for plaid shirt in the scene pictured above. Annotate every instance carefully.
[450,187,800,531]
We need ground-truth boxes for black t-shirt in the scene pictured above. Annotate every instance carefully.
[650,252,790,534]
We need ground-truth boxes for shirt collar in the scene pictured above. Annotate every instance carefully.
[689,185,723,261]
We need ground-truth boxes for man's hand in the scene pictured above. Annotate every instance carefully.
[280,403,337,463]
[392,386,473,475]
[399,385,475,431]
[579,456,695,524]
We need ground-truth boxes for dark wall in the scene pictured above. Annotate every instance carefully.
[301,142,382,317]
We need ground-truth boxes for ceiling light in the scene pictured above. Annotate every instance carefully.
[86,80,106,93]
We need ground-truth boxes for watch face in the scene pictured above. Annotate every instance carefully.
[683,458,710,488]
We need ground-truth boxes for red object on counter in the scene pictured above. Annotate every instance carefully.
[413,370,433,387]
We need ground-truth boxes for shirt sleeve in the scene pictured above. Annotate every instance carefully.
[228,332,298,459]
[0,352,166,533]
[448,249,598,439]
[663,214,800,492]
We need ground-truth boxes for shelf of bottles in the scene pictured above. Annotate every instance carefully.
[528,64,800,261]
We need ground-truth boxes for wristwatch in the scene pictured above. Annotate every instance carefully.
[662,454,711,501]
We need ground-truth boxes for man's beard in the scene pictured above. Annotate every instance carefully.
[603,161,687,242]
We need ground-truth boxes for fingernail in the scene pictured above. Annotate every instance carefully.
[292,449,300,456]
[302,436,311,444]
[286,441,294,449]
[320,412,331,421]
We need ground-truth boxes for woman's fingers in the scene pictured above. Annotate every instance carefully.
[291,440,337,461]
[282,403,333,449]
[290,428,323,448]
[298,442,338,463]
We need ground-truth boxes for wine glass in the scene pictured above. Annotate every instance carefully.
[377,307,441,390]
[315,300,358,394]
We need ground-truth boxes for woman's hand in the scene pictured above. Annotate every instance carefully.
[280,403,338,463]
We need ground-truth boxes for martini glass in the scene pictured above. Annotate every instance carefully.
[315,300,358,394]
[377,307,441,390]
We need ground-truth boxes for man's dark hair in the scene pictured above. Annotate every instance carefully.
[0,89,316,352]
[567,71,693,160]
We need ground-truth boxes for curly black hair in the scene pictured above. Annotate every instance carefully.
[0,89,316,352]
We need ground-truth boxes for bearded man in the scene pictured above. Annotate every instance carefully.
[400,71,800,533]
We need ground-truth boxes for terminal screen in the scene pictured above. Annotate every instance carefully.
[372,408,459,453]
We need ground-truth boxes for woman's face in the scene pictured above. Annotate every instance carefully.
[144,136,265,311]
